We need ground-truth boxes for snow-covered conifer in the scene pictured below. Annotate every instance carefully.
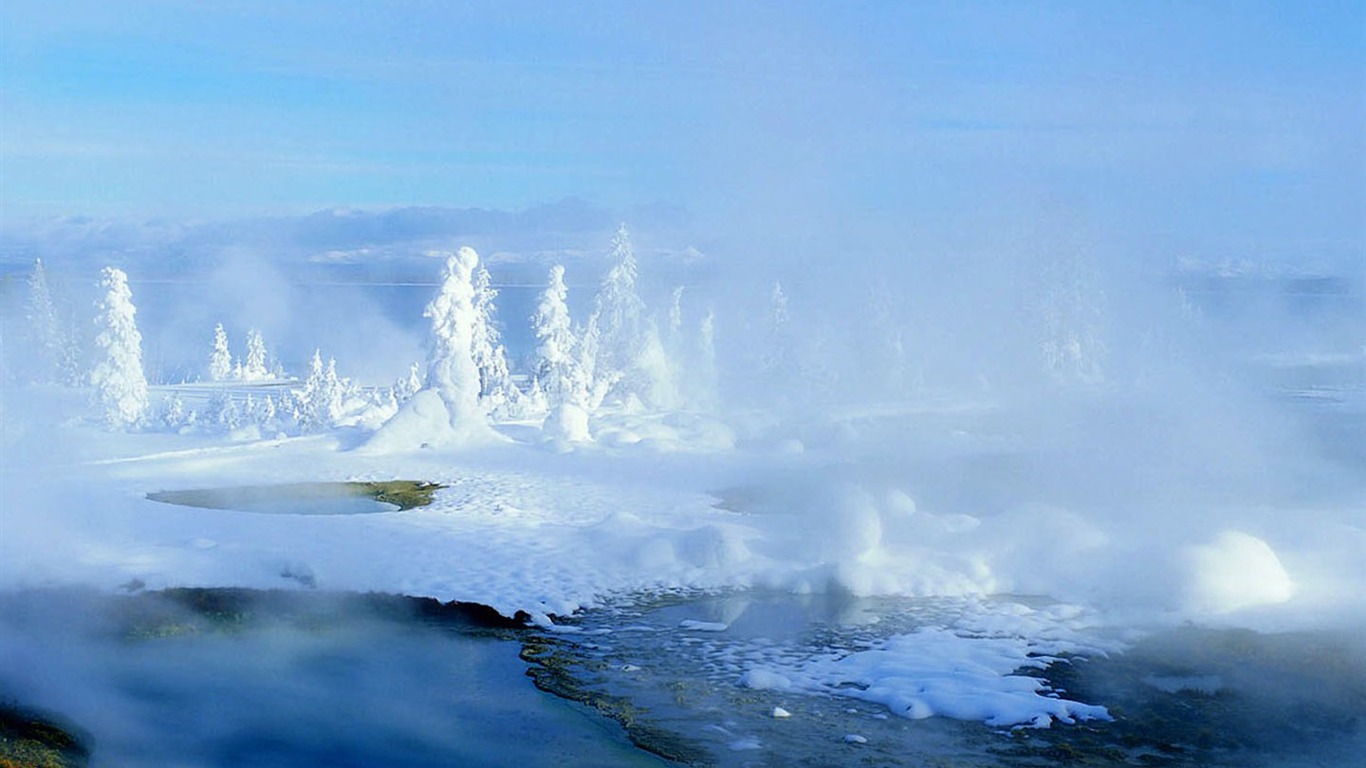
[1037,251,1106,386]
[209,323,232,381]
[242,330,270,381]
[531,264,585,409]
[365,248,495,451]
[24,259,80,385]
[252,393,278,430]
[471,264,523,415]
[323,357,346,424]
[580,223,675,410]
[296,349,327,431]
[158,392,188,430]
[423,247,485,431]
[204,389,241,431]
[393,362,423,404]
[90,267,149,428]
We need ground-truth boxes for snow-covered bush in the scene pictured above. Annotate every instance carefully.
[89,266,149,429]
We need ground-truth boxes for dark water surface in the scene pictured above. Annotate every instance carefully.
[0,589,664,768]
[3,588,1363,768]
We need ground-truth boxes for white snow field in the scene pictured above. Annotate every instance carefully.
[1,237,1363,758]
[3,376,1363,741]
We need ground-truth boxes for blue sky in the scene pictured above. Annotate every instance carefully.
[2,1,1363,263]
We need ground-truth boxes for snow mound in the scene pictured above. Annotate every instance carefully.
[1183,530,1294,614]
[542,403,591,446]
[362,390,498,453]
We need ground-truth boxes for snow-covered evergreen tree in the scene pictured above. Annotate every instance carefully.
[323,357,346,424]
[24,259,80,385]
[90,266,148,428]
[242,329,270,381]
[209,323,232,381]
[157,392,188,431]
[1036,250,1106,386]
[204,389,242,432]
[579,223,675,410]
[531,264,586,409]
[423,247,486,431]
[470,264,523,415]
[296,349,329,431]
[393,362,423,404]
[365,247,495,451]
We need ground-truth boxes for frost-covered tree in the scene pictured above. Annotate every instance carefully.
[90,266,148,428]
[157,392,188,431]
[470,264,523,415]
[580,223,675,410]
[424,247,485,430]
[531,264,586,409]
[242,329,270,381]
[296,350,334,432]
[24,259,80,385]
[203,389,242,432]
[1036,250,1106,386]
[366,247,494,451]
[209,323,233,381]
[393,361,423,404]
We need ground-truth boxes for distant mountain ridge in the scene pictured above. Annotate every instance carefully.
[0,199,706,285]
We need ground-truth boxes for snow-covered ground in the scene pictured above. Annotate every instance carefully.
[2,237,1363,749]
[4,371,1364,739]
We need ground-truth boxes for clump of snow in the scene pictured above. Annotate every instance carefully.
[679,619,728,632]
[1183,530,1294,614]
[542,402,591,446]
[363,389,499,453]
[739,669,793,691]
[736,600,1118,728]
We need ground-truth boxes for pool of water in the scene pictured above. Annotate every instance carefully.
[0,589,665,768]
[525,591,1366,768]
[145,481,445,515]
[3,588,1362,767]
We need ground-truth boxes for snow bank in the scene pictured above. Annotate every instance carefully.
[362,390,501,452]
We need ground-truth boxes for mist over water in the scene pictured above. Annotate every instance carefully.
[1,3,1363,765]
[0,589,664,768]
